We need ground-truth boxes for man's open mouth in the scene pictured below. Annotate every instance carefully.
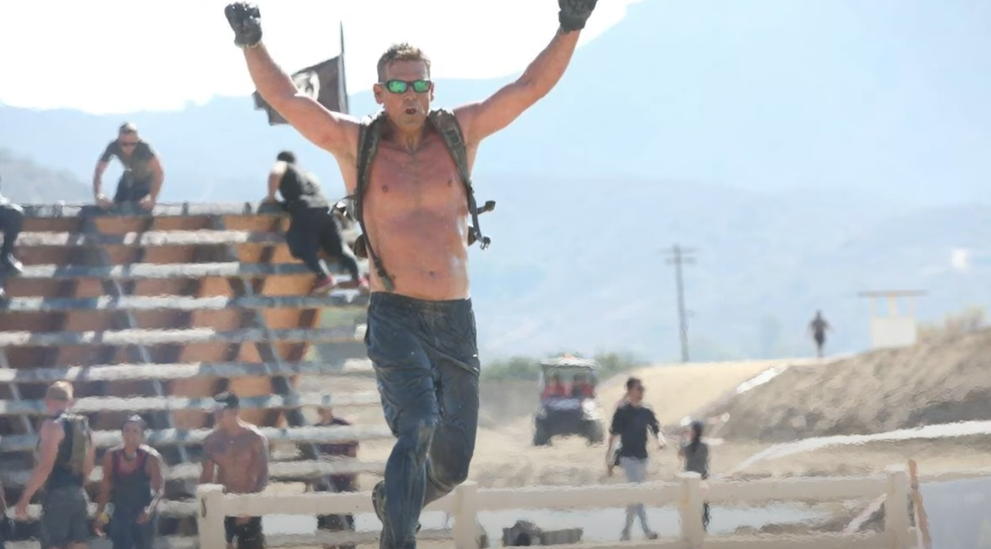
[405,107,417,115]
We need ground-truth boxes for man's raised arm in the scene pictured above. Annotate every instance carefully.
[456,0,598,146]
[225,3,359,158]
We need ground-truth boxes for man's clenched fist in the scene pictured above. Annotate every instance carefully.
[224,2,263,48]
[559,0,598,33]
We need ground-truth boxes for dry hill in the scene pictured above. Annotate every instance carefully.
[712,328,991,442]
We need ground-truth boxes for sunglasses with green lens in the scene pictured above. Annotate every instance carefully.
[383,79,431,94]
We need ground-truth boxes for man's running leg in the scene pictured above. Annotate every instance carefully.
[366,294,440,549]
[420,299,480,507]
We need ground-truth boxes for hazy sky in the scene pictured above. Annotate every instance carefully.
[0,0,641,114]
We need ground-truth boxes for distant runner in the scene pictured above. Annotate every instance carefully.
[312,406,360,549]
[94,416,165,549]
[808,310,832,358]
[199,392,270,549]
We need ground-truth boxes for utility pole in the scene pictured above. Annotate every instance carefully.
[664,245,696,363]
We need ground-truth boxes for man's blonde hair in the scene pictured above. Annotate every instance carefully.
[376,43,431,81]
[46,381,74,401]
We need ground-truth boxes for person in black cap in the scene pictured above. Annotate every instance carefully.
[199,392,270,549]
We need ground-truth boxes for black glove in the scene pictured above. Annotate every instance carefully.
[224,2,263,48]
[559,0,598,33]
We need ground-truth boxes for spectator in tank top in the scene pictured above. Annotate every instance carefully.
[94,415,165,549]
[312,405,360,549]
[14,382,96,549]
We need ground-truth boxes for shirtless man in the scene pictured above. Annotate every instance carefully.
[92,123,165,212]
[199,392,270,549]
[224,2,598,547]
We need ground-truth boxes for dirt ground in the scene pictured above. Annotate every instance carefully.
[298,352,991,492]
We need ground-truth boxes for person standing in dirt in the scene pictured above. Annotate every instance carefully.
[605,377,666,541]
[199,392,270,549]
[94,416,165,549]
[678,420,711,532]
[92,123,165,212]
[263,150,366,294]
[808,310,832,358]
[312,406,360,549]
[14,381,96,549]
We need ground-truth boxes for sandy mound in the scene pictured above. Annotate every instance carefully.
[711,329,991,442]
[596,359,800,425]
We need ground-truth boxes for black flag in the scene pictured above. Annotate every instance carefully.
[253,22,350,124]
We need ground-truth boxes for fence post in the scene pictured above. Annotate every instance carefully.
[197,483,227,549]
[678,472,705,548]
[884,466,911,549]
[453,481,479,549]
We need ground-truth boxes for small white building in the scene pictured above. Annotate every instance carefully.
[857,290,927,349]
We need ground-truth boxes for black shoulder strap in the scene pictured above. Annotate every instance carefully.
[353,112,394,291]
[428,109,490,249]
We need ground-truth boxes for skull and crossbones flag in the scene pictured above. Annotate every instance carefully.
[253,22,350,123]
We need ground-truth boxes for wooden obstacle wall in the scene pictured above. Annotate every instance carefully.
[0,203,383,543]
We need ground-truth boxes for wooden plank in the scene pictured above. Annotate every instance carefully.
[1,293,367,313]
[0,360,373,384]
[0,425,393,452]
[17,261,316,280]
[21,202,285,219]
[16,230,285,248]
[2,458,388,487]
[0,326,359,348]
[0,390,381,416]
[11,500,195,520]
[5,528,454,549]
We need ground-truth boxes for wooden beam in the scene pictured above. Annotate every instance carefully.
[1,458,388,487]
[0,326,360,347]
[1,293,367,312]
[16,230,286,248]
[0,424,393,452]
[5,528,453,549]
[17,262,317,280]
[21,202,285,219]
[0,390,380,416]
[0,360,373,384]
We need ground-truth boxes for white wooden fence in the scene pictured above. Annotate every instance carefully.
[196,466,916,549]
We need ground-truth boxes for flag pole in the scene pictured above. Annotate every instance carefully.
[339,21,350,115]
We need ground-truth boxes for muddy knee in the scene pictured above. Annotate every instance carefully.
[394,419,437,464]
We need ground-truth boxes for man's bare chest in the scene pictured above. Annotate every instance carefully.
[366,141,466,211]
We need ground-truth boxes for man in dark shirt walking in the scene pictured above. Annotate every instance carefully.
[808,310,832,358]
[264,150,365,294]
[605,377,666,541]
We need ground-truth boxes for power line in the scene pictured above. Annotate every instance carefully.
[663,245,696,363]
